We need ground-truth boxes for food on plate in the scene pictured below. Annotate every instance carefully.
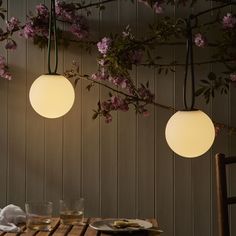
[112,220,141,228]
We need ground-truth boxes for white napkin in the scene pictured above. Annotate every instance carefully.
[0,204,26,232]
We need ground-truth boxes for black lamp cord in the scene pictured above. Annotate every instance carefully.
[183,17,195,111]
[47,0,58,75]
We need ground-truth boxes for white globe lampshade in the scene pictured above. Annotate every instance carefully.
[29,74,75,118]
[165,110,215,158]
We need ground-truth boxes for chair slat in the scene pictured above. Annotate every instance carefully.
[227,196,236,205]
[224,156,236,164]
[215,153,230,236]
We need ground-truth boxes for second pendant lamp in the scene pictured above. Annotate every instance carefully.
[29,0,75,119]
[165,17,215,158]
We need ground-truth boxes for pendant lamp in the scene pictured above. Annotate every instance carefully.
[29,0,75,119]
[165,17,215,158]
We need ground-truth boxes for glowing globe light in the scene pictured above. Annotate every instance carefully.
[29,74,75,119]
[165,110,215,158]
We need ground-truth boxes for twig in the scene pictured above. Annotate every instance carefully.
[75,0,117,10]
[140,58,236,67]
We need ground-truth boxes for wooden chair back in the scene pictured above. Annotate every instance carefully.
[215,153,236,236]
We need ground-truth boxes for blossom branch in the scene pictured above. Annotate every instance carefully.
[140,58,236,67]
[72,73,236,134]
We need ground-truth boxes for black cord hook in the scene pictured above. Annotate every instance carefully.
[183,17,195,111]
[47,0,58,75]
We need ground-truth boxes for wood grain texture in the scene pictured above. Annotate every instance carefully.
[25,0,45,203]
[7,0,27,207]
[81,5,100,217]
[136,3,155,219]
[62,41,82,200]
[99,0,118,218]
[191,2,212,236]
[0,218,158,236]
[44,25,64,213]
[155,6,175,236]
[117,0,137,218]
[174,5,193,236]
[0,0,8,208]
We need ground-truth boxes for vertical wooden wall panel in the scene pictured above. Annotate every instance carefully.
[45,48,64,214]
[136,3,155,218]
[45,118,63,215]
[7,0,26,208]
[26,0,45,202]
[63,42,82,200]
[117,0,137,218]
[100,1,118,217]
[0,0,8,207]
[174,6,193,236]
[191,3,212,236]
[81,7,100,217]
[211,4,230,236]
[155,7,175,236]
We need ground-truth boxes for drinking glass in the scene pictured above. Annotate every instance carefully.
[25,202,53,231]
[59,198,84,225]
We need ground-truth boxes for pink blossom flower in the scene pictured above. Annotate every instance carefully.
[0,56,12,80]
[105,114,112,123]
[122,25,134,39]
[56,0,76,21]
[5,39,17,50]
[21,22,36,39]
[194,33,207,48]
[138,0,164,13]
[222,13,236,29]
[230,74,236,82]
[69,15,89,39]
[215,126,221,136]
[102,101,111,111]
[128,49,143,64]
[102,96,129,113]
[138,86,155,102]
[97,37,112,55]
[6,17,20,32]
[153,2,163,14]
[36,4,49,17]
[91,72,108,81]
[98,59,105,66]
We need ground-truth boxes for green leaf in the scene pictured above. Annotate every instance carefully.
[74,78,80,88]
[195,87,205,97]
[92,112,99,120]
[86,83,94,91]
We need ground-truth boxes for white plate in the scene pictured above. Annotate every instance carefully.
[89,219,152,232]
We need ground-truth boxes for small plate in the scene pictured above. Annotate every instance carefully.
[89,219,152,232]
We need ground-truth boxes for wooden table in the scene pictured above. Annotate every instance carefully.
[0,218,159,236]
